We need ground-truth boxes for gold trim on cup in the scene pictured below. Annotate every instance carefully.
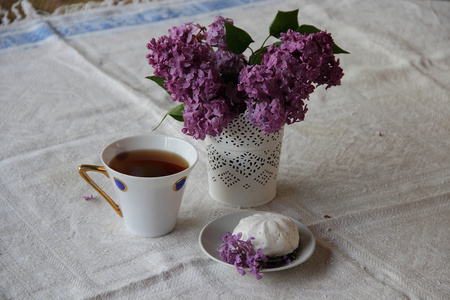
[78,164,123,217]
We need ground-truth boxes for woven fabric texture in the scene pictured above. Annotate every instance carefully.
[0,0,449,298]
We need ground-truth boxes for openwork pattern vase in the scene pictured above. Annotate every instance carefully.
[205,114,284,207]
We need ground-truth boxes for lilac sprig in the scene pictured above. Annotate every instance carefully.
[217,232,268,280]
[146,17,246,140]
[238,30,344,134]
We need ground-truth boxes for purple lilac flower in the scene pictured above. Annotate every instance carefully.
[217,232,268,280]
[238,29,344,134]
[206,16,247,73]
[147,17,345,138]
[146,17,246,140]
[146,22,220,103]
[182,98,236,140]
[205,16,232,49]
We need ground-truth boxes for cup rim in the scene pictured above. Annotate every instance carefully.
[100,134,198,179]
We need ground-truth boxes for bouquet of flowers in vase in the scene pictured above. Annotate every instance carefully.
[146,9,348,140]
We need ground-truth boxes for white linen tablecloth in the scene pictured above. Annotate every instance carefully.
[1,0,449,298]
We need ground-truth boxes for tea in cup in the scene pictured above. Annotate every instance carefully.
[78,135,198,237]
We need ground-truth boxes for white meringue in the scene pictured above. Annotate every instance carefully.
[232,213,299,256]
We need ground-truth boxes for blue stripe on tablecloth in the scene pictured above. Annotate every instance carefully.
[0,0,268,50]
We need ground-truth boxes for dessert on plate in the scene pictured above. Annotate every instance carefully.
[218,212,300,279]
[232,212,299,256]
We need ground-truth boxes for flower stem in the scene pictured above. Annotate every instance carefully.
[260,35,271,49]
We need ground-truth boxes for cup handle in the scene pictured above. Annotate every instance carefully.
[78,164,123,217]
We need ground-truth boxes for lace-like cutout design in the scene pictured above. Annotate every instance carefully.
[215,114,283,148]
[254,170,274,185]
[205,114,284,207]
[266,143,282,168]
[217,171,240,187]
[206,144,227,171]
[229,152,266,178]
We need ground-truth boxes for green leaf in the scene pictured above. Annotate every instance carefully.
[332,44,350,54]
[167,103,184,122]
[249,46,268,65]
[269,9,299,38]
[296,24,321,35]
[272,41,282,48]
[146,75,169,93]
[297,24,350,54]
[225,21,254,54]
[153,103,184,131]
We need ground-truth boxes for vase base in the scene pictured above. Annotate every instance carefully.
[208,189,276,208]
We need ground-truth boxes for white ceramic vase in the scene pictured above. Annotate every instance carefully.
[204,114,284,208]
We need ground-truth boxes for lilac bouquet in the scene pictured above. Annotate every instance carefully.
[146,9,348,140]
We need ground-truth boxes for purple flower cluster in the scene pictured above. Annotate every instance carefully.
[217,232,268,280]
[146,17,246,140]
[147,16,345,139]
[238,30,344,134]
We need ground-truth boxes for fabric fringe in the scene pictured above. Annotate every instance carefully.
[0,0,152,26]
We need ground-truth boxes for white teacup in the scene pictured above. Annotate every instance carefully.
[78,135,198,237]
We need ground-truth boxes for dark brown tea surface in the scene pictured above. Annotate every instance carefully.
[109,149,189,177]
